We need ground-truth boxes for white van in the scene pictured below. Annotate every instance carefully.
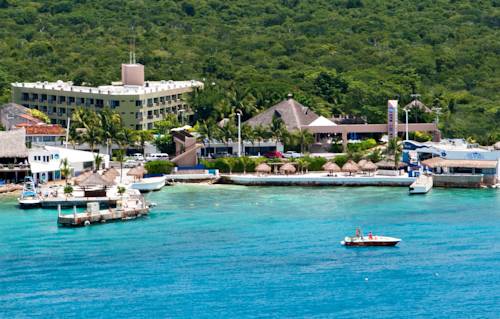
[132,153,145,161]
[146,153,169,161]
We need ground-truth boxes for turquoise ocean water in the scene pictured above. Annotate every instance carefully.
[0,185,499,318]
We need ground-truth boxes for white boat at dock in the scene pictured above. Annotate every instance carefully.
[18,176,41,208]
[409,175,433,194]
[130,175,167,192]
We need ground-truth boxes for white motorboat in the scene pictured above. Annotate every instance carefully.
[18,176,41,208]
[409,175,433,194]
[341,228,401,247]
[130,175,166,192]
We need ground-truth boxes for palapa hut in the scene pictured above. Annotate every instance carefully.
[279,163,296,175]
[78,172,115,197]
[342,160,360,176]
[74,170,92,185]
[103,167,119,183]
[375,160,407,170]
[357,159,367,168]
[255,163,271,175]
[0,129,29,183]
[361,160,378,176]
[322,162,341,175]
[127,166,146,180]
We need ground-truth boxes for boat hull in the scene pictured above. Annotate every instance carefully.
[130,176,166,192]
[18,199,41,208]
[341,240,399,247]
[341,235,401,247]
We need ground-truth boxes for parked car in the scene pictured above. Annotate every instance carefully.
[146,153,169,161]
[283,151,303,159]
[264,151,283,159]
[123,159,138,168]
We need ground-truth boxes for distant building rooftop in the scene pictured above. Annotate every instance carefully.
[245,97,318,131]
[11,79,204,96]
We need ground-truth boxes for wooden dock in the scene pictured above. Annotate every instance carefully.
[57,199,149,227]
[41,196,118,208]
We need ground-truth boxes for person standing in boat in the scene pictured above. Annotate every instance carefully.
[356,228,362,238]
[368,232,373,240]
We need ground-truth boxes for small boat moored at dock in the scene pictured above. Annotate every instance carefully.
[341,228,401,247]
[409,175,433,194]
[130,176,167,192]
[18,176,41,208]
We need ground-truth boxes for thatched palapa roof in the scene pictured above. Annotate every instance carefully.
[361,160,378,172]
[376,160,407,170]
[78,172,115,187]
[0,129,28,158]
[127,166,146,177]
[421,157,497,169]
[279,163,296,174]
[322,162,341,173]
[74,170,92,185]
[357,159,368,168]
[244,97,318,131]
[255,163,271,173]
[342,160,360,173]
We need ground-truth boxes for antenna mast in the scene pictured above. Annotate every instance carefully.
[129,25,136,64]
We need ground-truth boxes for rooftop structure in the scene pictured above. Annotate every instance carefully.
[245,96,318,131]
[11,63,204,130]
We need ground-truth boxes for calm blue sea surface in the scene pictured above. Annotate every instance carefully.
[0,185,499,318]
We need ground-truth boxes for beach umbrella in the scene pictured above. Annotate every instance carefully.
[322,162,341,173]
[73,170,92,185]
[361,160,378,176]
[105,167,119,178]
[255,163,271,174]
[357,159,367,168]
[78,172,115,187]
[375,160,407,170]
[127,166,146,178]
[279,163,296,175]
[342,160,360,175]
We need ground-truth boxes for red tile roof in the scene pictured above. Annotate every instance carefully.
[20,124,66,135]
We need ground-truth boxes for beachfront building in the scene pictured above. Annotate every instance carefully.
[245,96,440,152]
[10,63,204,130]
[0,129,29,183]
[28,146,110,183]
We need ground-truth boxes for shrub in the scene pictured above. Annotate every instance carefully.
[63,184,73,196]
[347,138,377,152]
[333,155,349,167]
[300,156,327,171]
[144,160,175,174]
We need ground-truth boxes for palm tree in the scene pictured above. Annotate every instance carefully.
[137,130,154,157]
[386,137,402,170]
[59,158,71,185]
[197,119,219,157]
[219,121,237,150]
[115,149,126,183]
[99,108,122,156]
[241,124,256,155]
[94,154,103,172]
[269,116,287,149]
[253,124,269,156]
[239,156,252,174]
[295,129,314,153]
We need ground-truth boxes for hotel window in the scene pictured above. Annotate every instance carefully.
[76,97,84,105]
[154,97,159,104]
[135,100,142,107]
[86,98,94,105]
[59,108,66,114]
[58,96,66,103]
[160,96,165,103]
[166,95,171,101]
[95,99,104,107]
[32,93,38,101]
[22,93,29,101]
[41,94,47,102]
[110,100,120,108]
[147,98,153,106]
[49,95,56,103]
[52,107,57,113]
[68,96,75,104]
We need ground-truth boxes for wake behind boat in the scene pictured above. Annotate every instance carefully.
[341,228,401,247]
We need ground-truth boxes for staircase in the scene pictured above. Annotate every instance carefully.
[170,131,201,167]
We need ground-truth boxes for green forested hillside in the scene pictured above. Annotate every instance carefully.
[0,0,498,142]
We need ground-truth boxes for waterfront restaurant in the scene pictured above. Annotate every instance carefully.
[422,157,499,187]
[0,129,30,183]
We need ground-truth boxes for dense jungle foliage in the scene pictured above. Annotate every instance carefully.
[0,0,498,143]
